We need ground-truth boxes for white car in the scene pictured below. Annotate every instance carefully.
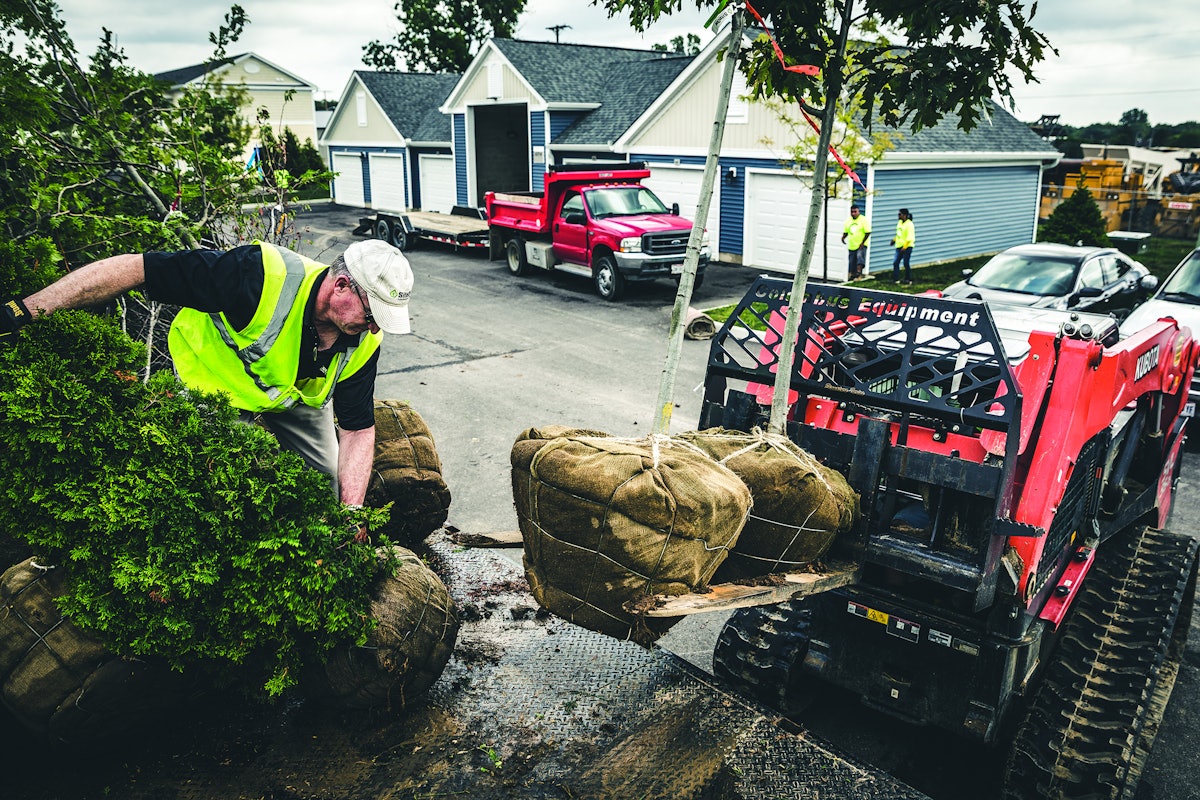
[1120,248,1200,412]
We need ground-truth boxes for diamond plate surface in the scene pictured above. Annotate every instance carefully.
[410,530,930,800]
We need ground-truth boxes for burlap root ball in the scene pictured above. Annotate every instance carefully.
[512,431,752,645]
[0,559,189,744]
[310,546,459,711]
[365,399,452,546]
[676,428,859,581]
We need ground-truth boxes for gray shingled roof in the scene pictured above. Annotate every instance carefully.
[354,71,460,143]
[890,99,1058,155]
[490,38,694,146]
[153,54,242,86]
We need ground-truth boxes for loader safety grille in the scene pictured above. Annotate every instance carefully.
[703,277,1022,432]
[1038,432,1106,593]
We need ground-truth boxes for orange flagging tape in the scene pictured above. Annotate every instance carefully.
[743,1,819,76]
[743,1,864,188]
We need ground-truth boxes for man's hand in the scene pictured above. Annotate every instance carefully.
[0,298,31,346]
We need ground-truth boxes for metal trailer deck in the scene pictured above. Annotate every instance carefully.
[356,208,490,251]
[4,529,931,800]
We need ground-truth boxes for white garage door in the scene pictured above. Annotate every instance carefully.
[641,164,719,253]
[419,154,456,213]
[745,171,852,279]
[369,154,407,213]
[331,152,365,208]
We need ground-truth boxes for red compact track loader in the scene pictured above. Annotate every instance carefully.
[694,277,1198,798]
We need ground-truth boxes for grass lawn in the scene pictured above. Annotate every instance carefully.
[704,236,1197,324]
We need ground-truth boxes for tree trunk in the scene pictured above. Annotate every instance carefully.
[652,10,745,434]
[768,1,855,435]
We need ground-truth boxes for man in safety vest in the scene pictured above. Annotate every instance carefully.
[0,239,411,541]
[841,204,871,281]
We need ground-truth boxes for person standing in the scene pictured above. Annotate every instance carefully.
[891,208,916,284]
[0,239,413,541]
[841,204,871,281]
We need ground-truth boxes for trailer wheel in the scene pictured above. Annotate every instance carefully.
[374,218,391,242]
[593,254,624,301]
[506,238,529,276]
[391,226,412,252]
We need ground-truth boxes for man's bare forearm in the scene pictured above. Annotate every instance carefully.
[24,254,146,316]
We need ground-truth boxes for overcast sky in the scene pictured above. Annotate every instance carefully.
[51,0,1199,128]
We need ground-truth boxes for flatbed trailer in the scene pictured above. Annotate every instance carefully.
[354,206,489,252]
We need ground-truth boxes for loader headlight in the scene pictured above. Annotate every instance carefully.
[620,237,642,253]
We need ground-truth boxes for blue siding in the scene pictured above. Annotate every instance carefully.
[868,165,1040,274]
[454,114,468,206]
[549,111,584,140]
[530,111,547,191]
[633,153,815,257]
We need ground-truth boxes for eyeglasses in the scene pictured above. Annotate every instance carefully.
[353,285,375,327]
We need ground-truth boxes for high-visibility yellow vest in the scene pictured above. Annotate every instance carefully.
[168,242,381,412]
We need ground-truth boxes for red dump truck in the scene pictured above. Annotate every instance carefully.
[485,163,708,301]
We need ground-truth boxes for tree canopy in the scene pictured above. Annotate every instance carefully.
[363,0,527,73]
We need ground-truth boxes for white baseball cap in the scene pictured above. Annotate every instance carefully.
[343,240,413,335]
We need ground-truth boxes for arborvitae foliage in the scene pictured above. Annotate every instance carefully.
[0,306,389,697]
[1039,187,1111,248]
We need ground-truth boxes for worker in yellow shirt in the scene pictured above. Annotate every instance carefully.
[891,208,916,284]
[841,204,871,281]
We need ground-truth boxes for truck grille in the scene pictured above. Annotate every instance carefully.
[643,232,689,256]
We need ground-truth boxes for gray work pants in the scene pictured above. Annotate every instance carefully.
[239,404,339,497]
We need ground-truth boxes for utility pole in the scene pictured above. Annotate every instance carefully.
[546,24,571,43]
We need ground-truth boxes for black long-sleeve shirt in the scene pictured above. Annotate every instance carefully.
[143,246,377,430]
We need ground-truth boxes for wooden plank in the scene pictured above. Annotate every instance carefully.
[405,210,489,235]
[449,529,524,548]
[628,559,860,617]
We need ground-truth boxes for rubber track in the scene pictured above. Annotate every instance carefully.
[1003,526,1198,800]
[712,599,812,714]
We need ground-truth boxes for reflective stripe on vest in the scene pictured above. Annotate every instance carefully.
[167,242,381,412]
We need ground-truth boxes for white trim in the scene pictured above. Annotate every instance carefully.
[324,140,406,149]
[177,52,317,90]
[550,144,623,152]
[875,151,1060,167]
[442,43,545,112]
[614,23,737,149]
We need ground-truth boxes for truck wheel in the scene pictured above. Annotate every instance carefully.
[593,254,624,301]
[374,218,391,242]
[506,238,529,276]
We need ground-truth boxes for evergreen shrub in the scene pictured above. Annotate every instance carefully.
[0,303,389,697]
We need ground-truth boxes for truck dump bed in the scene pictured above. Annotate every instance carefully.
[7,530,930,800]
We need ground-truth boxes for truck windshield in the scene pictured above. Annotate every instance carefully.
[584,187,670,219]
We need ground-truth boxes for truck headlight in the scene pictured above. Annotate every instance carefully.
[620,237,642,253]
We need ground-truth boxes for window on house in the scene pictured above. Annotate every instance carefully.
[487,63,503,100]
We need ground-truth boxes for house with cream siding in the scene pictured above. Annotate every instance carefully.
[327,24,1059,281]
[154,53,318,159]
[320,72,460,213]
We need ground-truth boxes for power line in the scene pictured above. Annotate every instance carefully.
[1020,86,1200,100]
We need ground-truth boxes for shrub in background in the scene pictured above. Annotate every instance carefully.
[1039,186,1111,248]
